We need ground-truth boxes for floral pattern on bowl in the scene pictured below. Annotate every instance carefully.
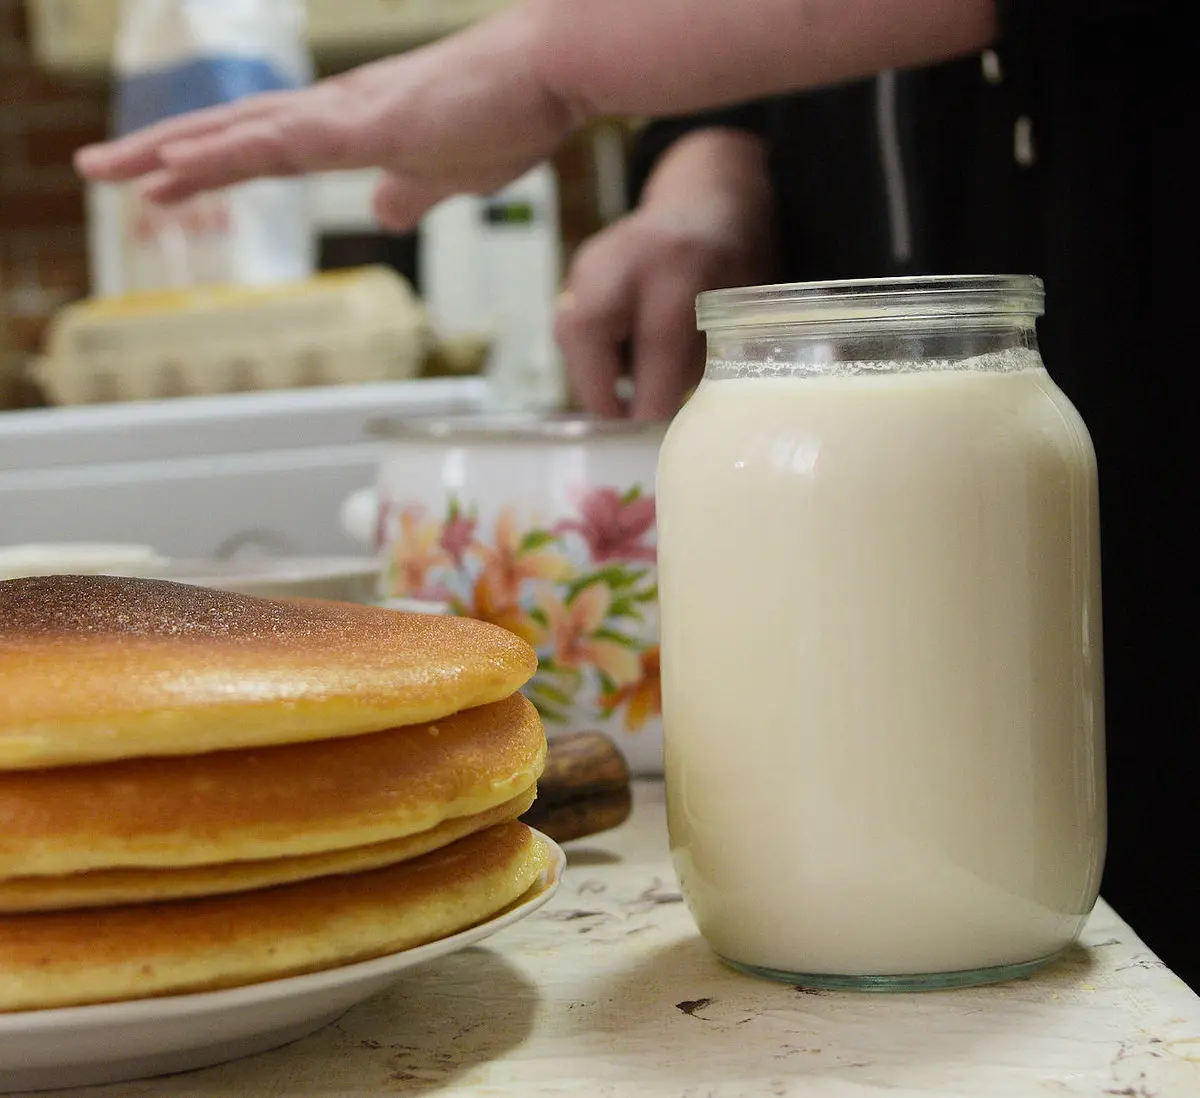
[381,486,660,734]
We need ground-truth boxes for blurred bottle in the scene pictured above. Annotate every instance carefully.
[89,0,315,296]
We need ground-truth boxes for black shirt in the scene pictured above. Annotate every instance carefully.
[631,1,1197,986]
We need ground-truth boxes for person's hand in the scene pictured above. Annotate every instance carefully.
[74,0,996,234]
[557,128,776,420]
[74,4,579,231]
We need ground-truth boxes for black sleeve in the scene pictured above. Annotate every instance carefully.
[994,0,1033,43]
[627,102,771,205]
[996,0,1135,36]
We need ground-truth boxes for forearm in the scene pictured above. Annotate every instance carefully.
[628,103,770,206]
[557,126,779,419]
[639,127,778,271]
[641,128,772,216]
[529,0,997,120]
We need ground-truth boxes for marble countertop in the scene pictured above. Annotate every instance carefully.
[57,782,1200,1098]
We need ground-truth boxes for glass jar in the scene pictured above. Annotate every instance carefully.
[657,275,1105,991]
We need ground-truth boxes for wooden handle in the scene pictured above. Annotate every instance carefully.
[521,731,633,844]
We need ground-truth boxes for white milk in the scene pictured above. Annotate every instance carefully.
[657,359,1105,979]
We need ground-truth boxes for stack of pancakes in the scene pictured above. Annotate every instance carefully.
[0,574,552,1013]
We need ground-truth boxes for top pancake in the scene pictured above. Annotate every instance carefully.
[0,574,537,769]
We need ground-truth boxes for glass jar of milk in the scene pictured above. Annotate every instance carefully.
[657,275,1105,991]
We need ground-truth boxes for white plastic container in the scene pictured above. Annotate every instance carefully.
[103,0,314,294]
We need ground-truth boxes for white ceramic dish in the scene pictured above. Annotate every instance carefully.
[154,555,380,602]
[0,831,564,1094]
[0,547,379,604]
[0,542,169,581]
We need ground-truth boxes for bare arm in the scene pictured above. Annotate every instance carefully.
[534,0,997,118]
[559,126,777,420]
[76,0,996,227]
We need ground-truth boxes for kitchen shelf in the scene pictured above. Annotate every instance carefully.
[26,0,515,77]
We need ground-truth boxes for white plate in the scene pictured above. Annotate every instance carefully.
[152,556,380,602]
[0,831,564,1094]
[0,550,380,605]
[0,543,168,581]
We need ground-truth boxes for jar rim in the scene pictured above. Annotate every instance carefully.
[696,274,1044,331]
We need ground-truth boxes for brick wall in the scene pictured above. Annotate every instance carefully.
[1,0,106,406]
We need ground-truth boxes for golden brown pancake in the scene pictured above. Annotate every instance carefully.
[0,786,536,912]
[0,574,537,769]
[0,822,552,1012]
[0,693,545,879]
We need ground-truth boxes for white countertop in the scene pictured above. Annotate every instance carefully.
[58,782,1200,1098]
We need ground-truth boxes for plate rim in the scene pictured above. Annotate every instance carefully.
[0,829,565,1035]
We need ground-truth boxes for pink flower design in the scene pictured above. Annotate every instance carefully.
[468,573,541,646]
[389,507,450,599]
[602,647,662,732]
[558,487,656,563]
[476,508,569,607]
[439,511,478,568]
[534,583,641,687]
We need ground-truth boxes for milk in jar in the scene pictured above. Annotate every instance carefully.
[657,276,1105,990]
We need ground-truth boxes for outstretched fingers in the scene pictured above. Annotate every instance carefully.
[630,272,703,421]
[74,92,297,182]
[556,230,644,419]
[371,175,454,232]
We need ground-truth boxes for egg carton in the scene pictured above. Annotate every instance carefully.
[30,266,432,406]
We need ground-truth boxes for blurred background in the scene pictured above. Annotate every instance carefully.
[0,0,637,561]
